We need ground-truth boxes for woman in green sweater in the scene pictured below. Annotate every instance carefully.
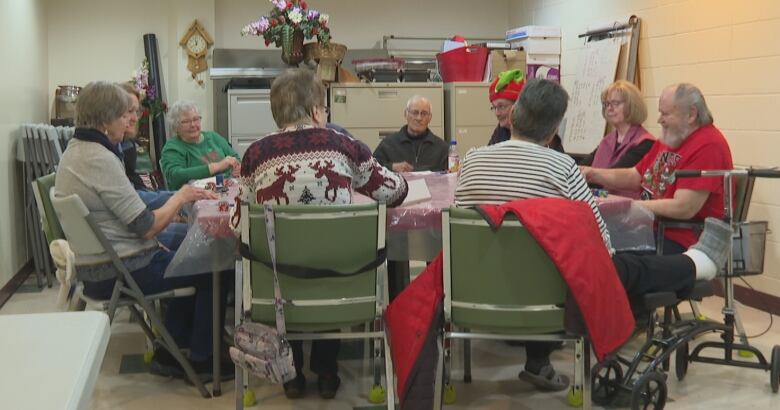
[161,100,241,189]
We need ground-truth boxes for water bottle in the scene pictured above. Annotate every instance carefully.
[448,140,460,173]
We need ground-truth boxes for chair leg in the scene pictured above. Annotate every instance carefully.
[433,334,444,410]
[122,281,211,398]
[463,337,472,383]
[583,339,592,410]
[383,332,396,410]
[128,305,157,345]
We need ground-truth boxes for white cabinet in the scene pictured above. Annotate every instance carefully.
[444,82,497,158]
[228,88,277,157]
[329,83,444,151]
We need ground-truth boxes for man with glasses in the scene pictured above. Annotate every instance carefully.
[373,95,449,172]
[488,70,565,152]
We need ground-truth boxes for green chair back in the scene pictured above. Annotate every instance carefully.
[444,208,567,334]
[33,173,65,244]
[245,203,383,332]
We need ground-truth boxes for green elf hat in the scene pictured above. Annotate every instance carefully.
[489,69,526,103]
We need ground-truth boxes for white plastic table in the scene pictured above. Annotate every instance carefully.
[0,311,110,410]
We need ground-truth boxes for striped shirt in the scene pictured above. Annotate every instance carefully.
[455,139,613,253]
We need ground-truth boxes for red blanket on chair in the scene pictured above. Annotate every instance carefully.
[477,198,634,360]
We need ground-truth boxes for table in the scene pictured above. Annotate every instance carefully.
[164,173,656,391]
[0,311,110,410]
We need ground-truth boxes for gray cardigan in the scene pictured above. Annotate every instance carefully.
[55,138,158,279]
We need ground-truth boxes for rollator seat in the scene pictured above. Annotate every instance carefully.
[641,280,716,311]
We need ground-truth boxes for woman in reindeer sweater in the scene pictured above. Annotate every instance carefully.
[233,68,408,400]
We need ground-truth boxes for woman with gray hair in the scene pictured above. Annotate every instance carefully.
[234,68,408,400]
[160,100,240,189]
[54,81,232,382]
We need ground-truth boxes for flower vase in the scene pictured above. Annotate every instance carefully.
[136,115,152,154]
[281,27,304,66]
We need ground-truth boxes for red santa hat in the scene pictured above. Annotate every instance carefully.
[489,69,526,103]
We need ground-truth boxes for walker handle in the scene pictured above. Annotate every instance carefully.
[675,170,702,178]
[749,168,780,178]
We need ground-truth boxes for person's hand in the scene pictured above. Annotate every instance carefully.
[392,162,414,173]
[176,185,218,203]
[212,156,241,174]
[578,165,593,182]
[231,162,242,177]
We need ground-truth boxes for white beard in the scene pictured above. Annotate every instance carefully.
[661,124,691,148]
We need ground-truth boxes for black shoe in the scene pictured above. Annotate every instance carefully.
[283,373,307,399]
[149,348,185,379]
[318,373,341,399]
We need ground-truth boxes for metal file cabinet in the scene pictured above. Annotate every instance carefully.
[444,82,497,158]
[227,88,277,157]
[329,83,444,151]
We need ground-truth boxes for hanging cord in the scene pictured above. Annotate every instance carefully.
[737,276,774,339]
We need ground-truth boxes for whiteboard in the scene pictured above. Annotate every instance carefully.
[560,37,622,154]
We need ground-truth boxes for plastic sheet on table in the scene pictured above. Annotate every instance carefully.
[597,196,656,252]
[165,198,238,278]
[387,172,458,231]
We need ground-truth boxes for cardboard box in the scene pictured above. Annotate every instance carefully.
[506,25,561,41]
[527,64,560,83]
[509,37,561,55]
[489,49,526,80]
[526,53,561,65]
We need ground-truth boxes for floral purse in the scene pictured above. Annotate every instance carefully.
[229,204,296,384]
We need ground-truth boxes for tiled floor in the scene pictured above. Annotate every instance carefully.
[2,277,779,409]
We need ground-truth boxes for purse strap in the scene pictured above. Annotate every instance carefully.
[263,204,287,337]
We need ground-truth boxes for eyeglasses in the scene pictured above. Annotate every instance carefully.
[603,100,625,109]
[179,116,202,126]
[407,110,431,118]
[490,103,513,113]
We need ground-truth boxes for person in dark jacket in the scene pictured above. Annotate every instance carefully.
[373,95,449,172]
[488,69,564,152]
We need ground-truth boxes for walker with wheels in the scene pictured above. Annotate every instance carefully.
[591,168,780,410]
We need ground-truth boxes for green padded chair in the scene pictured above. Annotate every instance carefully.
[434,208,590,409]
[236,202,395,409]
[33,173,65,245]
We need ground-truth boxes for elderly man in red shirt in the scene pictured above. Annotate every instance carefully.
[581,83,733,254]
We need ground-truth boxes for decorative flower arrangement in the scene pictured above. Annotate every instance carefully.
[132,59,167,122]
[241,0,331,47]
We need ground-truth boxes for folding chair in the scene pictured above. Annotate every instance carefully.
[50,192,211,398]
[435,208,590,409]
[235,202,395,409]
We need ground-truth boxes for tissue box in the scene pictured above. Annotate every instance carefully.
[527,64,560,83]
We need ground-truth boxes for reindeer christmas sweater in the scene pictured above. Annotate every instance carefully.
[237,126,408,213]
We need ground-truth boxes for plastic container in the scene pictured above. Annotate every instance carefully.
[352,58,405,72]
[436,46,489,82]
[448,140,460,173]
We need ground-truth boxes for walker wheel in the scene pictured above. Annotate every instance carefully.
[368,384,386,404]
[675,342,689,381]
[567,386,584,407]
[243,389,256,407]
[592,359,623,406]
[631,371,667,410]
[443,384,456,405]
[770,345,780,394]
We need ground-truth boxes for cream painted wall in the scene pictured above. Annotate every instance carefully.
[511,0,780,298]
[0,0,48,286]
[216,0,510,50]
[46,0,216,130]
